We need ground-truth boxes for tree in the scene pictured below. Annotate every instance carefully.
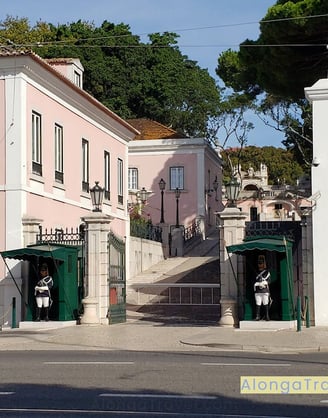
[216,0,328,169]
[222,146,304,186]
[217,0,328,100]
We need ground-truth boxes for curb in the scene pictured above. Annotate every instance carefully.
[179,339,327,353]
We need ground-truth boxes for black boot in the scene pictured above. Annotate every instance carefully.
[35,307,41,321]
[265,305,270,321]
[45,307,49,322]
[255,305,261,321]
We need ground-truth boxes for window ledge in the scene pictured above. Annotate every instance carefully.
[30,173,45,184]
[53,181,66,191]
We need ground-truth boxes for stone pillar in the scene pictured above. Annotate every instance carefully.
[20,217,43,321]
[80,213,113,325]
[217,207,247,327]
[196,215,206,240]
[171,227,184,257]
[159,223,170,259]
[22,216,43,247]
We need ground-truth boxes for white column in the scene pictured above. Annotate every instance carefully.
[305,79,328,325]
[80,213,113,325]
[218,207,247,327]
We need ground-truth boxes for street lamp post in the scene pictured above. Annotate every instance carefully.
[139,187,147,204]
[159,178,166,223]
[90,181,105,212]
[175,187,181,228]
[225,177,241,207]
[136,187,147,214]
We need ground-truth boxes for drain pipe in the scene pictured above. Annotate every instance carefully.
[305,296,310,328]
[11,297,17,329]
[297,296,302,332]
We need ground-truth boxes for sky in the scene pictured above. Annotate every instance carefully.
[0,0,285,148]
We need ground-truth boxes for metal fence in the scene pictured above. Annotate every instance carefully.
[130,283,220,306]
[130,222,162,242]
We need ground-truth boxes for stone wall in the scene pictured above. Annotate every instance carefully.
[129,236,165,280]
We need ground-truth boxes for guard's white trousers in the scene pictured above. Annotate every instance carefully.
[255,293,269,306]
[36,296,50,308]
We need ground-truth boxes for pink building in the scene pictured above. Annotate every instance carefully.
[0,50,137,324]
[127,119,223,237]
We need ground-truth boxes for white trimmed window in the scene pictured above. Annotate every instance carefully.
[32,111,42,175]
[128,167,138,190]
[74,71,81,87]
[170,166,184,190]
[55,124,64,183]
[104,151,110,200]
[82,139,89,192]
[117,158,124,204]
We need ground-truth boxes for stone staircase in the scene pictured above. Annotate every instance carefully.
[127,228,221,323]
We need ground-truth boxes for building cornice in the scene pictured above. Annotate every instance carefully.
[0,52,139,142]
[305,78,328,102]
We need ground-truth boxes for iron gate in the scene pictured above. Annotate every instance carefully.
[107,231,126,324]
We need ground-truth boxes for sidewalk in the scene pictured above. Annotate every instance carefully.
[1,316,328,353]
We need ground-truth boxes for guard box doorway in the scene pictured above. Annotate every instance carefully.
[1,244,83,322]
[227,237,295,322]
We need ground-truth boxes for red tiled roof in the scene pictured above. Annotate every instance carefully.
[45,58,78,64]
[127,118,185,140]
[0,47,27,57]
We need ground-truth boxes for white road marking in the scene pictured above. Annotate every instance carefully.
[99,393,217,399]
[201,363,290,366]
[44,361,134,365]
[0,408,121,415]
[0,408,307,417]
[0,392,14,395]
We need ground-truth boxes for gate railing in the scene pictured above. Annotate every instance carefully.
[130,283,220,306]
[36,225,86,246]
[108,231,126,324]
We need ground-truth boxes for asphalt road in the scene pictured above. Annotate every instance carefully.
[1,350,328,417]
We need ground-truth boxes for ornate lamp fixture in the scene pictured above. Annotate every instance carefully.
[90,181,104,212]
[225,177,240,207]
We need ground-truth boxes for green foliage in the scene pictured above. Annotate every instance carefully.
[215,0,327,170]
[0,16,220,139]
[222,146,304,185]
[0,15,54,46]
[129,206,154,240]
[217,0,328,100]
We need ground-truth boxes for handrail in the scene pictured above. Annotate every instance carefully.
[183,219,201,242]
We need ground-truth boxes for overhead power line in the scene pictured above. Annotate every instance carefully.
[0,13,327,50]
[160,13,328,34]
[1,42,326,50]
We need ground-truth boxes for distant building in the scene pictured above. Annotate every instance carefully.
[223,163,311,221]
[127,118,224,237]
